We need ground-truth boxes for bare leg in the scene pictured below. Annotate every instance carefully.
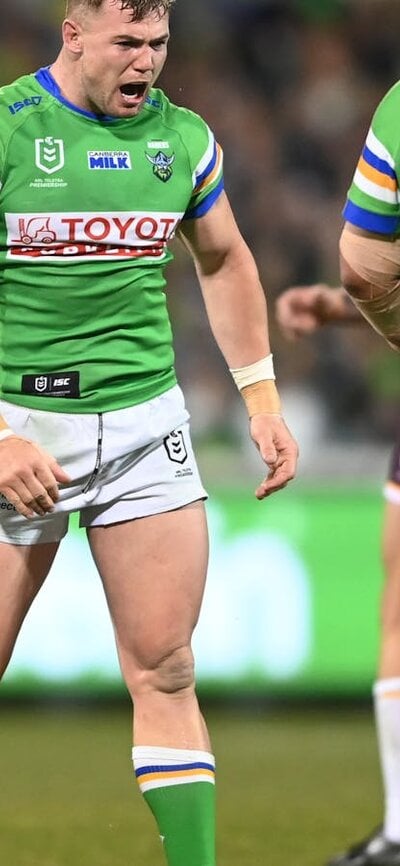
[379,501,400,678]
[87,501,216,866]
[0,541,60,678]
[87,501,209,747]
[372,501,400,844]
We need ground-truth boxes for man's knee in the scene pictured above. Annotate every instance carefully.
[124,644,196,698]
[154,645,195,694]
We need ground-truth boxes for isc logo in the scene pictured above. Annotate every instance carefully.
[23,371,80,399]
[8,96,42,115]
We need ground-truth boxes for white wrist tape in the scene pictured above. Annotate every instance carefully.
[229,354,275,390]
[0,428,14,441]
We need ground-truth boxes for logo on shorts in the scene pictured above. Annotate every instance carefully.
[0,493,16,512]
[164,430,187,464]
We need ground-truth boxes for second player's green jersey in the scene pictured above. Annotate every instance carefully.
[343,80,400,236]
[0,68,224,412]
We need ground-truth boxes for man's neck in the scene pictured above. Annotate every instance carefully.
[49,53,84,110]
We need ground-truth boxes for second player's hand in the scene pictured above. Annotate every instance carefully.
[250,414,298,499]
[275,284,332,339]
[0,436,71,518]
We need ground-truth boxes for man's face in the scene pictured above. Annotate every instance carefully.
[66,1,170,117]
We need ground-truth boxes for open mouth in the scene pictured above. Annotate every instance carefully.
[120,82,147,100]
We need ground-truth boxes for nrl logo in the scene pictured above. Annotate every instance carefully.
[35,376,48,392]
[145,150,175,183]
[35,137,65,175]
[163,430,187,465]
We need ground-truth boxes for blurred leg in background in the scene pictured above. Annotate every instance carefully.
[327,488,400,866]
[276,284,400,865]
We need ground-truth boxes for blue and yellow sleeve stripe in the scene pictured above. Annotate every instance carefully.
[343,127,400,234]
[183,128,224,220]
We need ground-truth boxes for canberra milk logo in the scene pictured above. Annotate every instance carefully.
[88,150,132,170]
[35,137,65,175]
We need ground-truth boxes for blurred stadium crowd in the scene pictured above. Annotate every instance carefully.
[2,0,400,478]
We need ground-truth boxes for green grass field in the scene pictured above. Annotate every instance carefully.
[0,703,382,866]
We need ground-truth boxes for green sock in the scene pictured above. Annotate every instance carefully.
[132,745,216,866]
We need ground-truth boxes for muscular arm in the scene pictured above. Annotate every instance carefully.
[178,191,298,498]
[178,191,270,367]
[339,222,386,297]
[339,221,400,350]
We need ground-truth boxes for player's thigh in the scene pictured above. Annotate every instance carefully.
[0,540,59,664]
[382,501,400,579]
[87,500,209,667]
[380,501,400,636]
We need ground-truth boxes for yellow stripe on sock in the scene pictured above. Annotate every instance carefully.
[138,767,215,784]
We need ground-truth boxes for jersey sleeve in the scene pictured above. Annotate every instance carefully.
[0,91,8,183]
[182,123,224,220]
[343,82,400,234]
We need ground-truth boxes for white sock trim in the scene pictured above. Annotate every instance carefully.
[132,746,216,793]
[132,746,215,766]
[374,679,400,841]
[373,678,400,697]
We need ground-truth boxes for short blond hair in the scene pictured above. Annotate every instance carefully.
[65,0,175,20]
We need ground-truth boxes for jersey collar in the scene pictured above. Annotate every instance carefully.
[35,66,124,123]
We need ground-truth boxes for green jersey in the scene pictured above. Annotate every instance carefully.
[343,80,400,235]
[0,67,224,412]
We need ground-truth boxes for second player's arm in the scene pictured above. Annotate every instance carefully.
[178,191,298,497]
[275,284,361,341]
[340,221,400,351]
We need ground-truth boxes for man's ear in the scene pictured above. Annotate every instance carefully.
[62,19,84,55]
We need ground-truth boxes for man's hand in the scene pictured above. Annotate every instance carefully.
[250,414,298,499]
[275,284,350,340]
[0,436,71,518]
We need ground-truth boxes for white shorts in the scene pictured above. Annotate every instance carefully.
[0,385,207,545]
